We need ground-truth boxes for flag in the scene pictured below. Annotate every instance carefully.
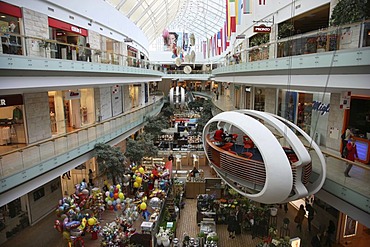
[229,0,236,34]
[243,0,251,14]
[203,41,206,59]
[235,0,243,25]
[217,31,222,55]
[226,0,229,38]
[224,21,228,50]
[259,0,266,5]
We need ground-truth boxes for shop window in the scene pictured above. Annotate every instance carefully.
[0,14,22,55]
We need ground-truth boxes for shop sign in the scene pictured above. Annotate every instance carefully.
[236,34,246,39]
[0,94,23,107]
[312,101,330,115]
[0,2,22,18]
[48,17,88,36]
[64,90,81,100]
[253,25,271,33]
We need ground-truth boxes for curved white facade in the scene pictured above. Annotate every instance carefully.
[203,110,326,204]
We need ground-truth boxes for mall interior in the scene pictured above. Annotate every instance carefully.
[0,0,370,246]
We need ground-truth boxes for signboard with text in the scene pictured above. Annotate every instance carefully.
[253,25,271,33]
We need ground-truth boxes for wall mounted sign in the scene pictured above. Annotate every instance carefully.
[0,94,23,107]
[253,25,271,33]
[48,17,88,36]
[64,90,81,100]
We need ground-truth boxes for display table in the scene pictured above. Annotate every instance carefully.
[185,181,205,198]
[141,221,154,234]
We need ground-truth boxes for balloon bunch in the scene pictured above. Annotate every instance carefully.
[105,184,125,211]
[122,198,140,225]
[100,221,126,247]
[132,166,146,189]
[89,188,105,219]
[54,215,84,247]
[79,213,100,237]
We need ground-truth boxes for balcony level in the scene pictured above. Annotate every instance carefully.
[0,98,164,207]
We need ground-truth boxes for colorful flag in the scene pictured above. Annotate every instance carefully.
[243,0,251,14]
[217,31,222,55]
[224,21,228,50]
[229,0,236,36]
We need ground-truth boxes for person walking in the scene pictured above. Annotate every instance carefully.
[325,220,336,247]
[227,210,238,239]
[88,169,94,187]
[294,204,306,232]
[305,202,315,232]
[344,137,358,177]
[341,127,353,157]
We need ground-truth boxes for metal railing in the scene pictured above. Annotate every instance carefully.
[217,20,370,67]
[0,33,164,71]
[0,96,164,190]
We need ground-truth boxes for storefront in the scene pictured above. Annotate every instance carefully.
[344,95,370,163]
[48,17,88,60]
[48,89,95,134]
[127,45,138,66]
[101,35,121,64]
[0,94,26,146]
[0,1,23,55]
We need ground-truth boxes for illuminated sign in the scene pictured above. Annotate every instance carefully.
[253,25,271,33]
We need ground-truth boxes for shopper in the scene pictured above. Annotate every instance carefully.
[214,128,224,142]
[235,205,243,235]
[341,127,353,158]
[294,204,306,232]
[227,210,238,239]
[305,203,315,232]
[88,169,94,187]
[85,43,92,62]
[311,232,323,247]
[325,220,335,247]
[344,138,358,177]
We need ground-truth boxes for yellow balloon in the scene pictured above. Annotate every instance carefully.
[116,184,121,189]
[133,182,139,188]
[119,192,124,199]
[140,202,147,210]
[139,167,144,174]
[136,176,142,183]
[88,217,96,226]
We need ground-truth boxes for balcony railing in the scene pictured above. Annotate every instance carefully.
[0,33,164,71]
[0,96,164,194]
[217,20,370,67]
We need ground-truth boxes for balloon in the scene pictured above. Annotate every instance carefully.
[110,192,114,198]
[116,204,122,210]
[107,200,113,206]
[88,217,96,226]
[116,184,121,189]
[116,198,121,204]
[135,176,142,183]
[140,202,147,210]
[119,193,124,199]
[105,197,109,202]
[105,191,110,197]
[133,182,139,188]
[114,193,118,199]
[139,167,144,174]
[114,187,118,193]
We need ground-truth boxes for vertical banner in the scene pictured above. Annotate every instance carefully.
[229,0,236,33]
[224,21,228,50]
[243,0,251,14]
[203,41,207,59]
[226,0,230,38]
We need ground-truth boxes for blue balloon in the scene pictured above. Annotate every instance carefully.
[110,192,114,198]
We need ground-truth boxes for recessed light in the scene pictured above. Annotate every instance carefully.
[1,16,6,18]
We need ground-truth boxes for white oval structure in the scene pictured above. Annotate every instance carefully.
[169,86,186,107]
[202,110,326,204]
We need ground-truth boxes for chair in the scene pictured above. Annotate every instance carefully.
[243,135,254,153]
[175,154,182,170]
[192,154,199,169]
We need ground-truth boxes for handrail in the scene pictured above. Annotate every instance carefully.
[0,97,161,157]
[216,20,370,67]
[320,149,370,171]
[0,95,164,181]
[1,32,161,70]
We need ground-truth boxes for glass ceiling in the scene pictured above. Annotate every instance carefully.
[106,0,226,44]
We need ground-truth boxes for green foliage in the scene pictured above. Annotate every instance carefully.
[144,116,168,137]
[161,103,175,118]
[250,33,270,46]
[125,132,158,164]
[196,100,214,133]
[278,23,295,39]
[94,143,127,184]
[330,0,369,26]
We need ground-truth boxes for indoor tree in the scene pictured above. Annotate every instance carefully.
[125,132,158,165]
[94,143,127,185]
[330,0,369,26]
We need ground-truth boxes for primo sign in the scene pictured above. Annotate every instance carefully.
[253,25,271,33]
